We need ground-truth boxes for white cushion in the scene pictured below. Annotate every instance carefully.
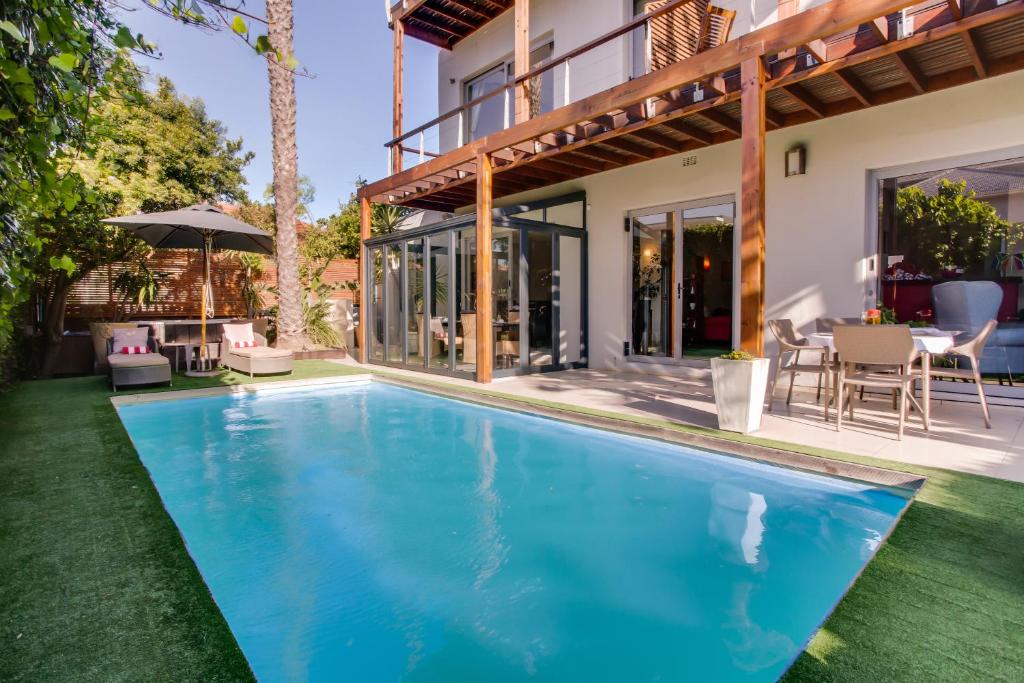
[112,327,148,353]
[223,322,255,347]
[230,346,292,359]
[108,352,168,369]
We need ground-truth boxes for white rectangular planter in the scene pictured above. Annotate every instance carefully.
[710,357,771,434]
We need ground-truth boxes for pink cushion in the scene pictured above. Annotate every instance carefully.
[233,340,257,348]
[119,345,148,354]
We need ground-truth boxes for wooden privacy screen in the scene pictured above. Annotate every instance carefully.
[641,1,734,72]
[66,250,357,322]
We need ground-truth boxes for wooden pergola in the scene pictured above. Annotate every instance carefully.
[361,0,1024,382]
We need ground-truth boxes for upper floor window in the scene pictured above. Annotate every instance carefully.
[465,42,554,142]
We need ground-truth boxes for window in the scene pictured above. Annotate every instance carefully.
[465,42,554,142]
[878,157,1024,343]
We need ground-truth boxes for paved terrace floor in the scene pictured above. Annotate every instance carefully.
[344,362,1024,484]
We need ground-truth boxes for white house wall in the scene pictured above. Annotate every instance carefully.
[487,70,1024,372]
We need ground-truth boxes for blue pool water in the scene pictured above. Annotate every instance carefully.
[117,382,909,682]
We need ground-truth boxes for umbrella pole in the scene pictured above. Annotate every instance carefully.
[200,235,209,364]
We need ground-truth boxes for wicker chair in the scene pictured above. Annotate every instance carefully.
[767,319,833,420]
[834,325,924,440]
[928,319,997,428]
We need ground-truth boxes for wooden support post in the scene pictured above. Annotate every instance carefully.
[514,0,530,124]
[357,196,372,363]
[392,20,404,174]
[739,57,766,357]
[777,0,798,59]
[475,153,494,382]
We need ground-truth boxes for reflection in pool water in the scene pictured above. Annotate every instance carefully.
[118,382,909,682]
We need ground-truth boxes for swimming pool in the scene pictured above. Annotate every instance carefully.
[117,381,910,682]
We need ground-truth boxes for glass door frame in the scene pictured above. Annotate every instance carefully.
[626,193,737,360]
[492,217,588,379]
[364,194,588,381]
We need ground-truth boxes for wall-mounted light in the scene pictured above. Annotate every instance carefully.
[785,145,806,177]
[702,255,711,271]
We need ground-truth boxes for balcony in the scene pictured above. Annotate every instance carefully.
[366,0,1024,213]
[391,0,514,48]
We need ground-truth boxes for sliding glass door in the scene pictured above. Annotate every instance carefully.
[629,195,735,359]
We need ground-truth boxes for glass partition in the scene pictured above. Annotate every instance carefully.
[558,234,583,364]
[385,244,402,363]
[631,210,674,356]
[370,248,383,361]
[455,227,477,375]
[428,234,450,370]
[365,193,586,380]
[493,226,521,370]
[527,231,554,368]
[406,239,425,367]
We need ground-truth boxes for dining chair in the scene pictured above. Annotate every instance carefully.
[767,319,833,420]
[928,319,997,428]
[833,325,924,440]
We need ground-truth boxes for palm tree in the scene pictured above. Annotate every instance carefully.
[264,0,309,350]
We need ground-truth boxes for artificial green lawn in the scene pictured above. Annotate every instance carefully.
[1,360,1022,681]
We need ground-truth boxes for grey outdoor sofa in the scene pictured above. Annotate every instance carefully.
[106,336,172,391]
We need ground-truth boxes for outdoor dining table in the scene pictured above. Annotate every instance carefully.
[807,326,958,430]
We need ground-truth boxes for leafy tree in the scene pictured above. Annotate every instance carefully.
[0,0,149,362]
[26,73,251,375]
[896,179,1024,276]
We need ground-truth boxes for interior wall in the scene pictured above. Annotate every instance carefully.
[490,70,1024,371]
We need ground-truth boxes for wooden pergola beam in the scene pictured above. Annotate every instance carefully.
[365,0,1013,205]
[444,0,492,21]
[392,20,404,173]
[867,16,890,42]
[893,51,927,93]
[600,137,659,159]
[475,152,494,383]
[422,5,480,31]
[739,56,766,356]
[946,0,963,22]
[833,68,874,106]
[660,119,715,144]
[962,29,987,78]
[629,128,686,151]
[693,109,742,136]
[781,83,826,118]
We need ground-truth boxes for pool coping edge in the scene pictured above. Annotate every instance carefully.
[375,374,927,494]
[108,373,373,407]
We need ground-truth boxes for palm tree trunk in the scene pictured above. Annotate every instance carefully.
[265,0,309,350]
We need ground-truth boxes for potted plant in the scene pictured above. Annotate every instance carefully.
[710,350,771,434]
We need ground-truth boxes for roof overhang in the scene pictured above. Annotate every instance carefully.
[391,0,513,49]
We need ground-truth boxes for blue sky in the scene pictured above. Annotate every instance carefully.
[118,1,439,220]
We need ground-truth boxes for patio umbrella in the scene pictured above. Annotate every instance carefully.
[101,204,273,369]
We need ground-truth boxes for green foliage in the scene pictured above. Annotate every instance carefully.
[372,203,413,236]
[720,349,755,361]
[26,73,252,296]
[896,179,1024,275]
[233,251,267,319]
[0,0,149,355]
[111,259,168,321]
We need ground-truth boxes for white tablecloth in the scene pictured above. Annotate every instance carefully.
[807,327,957,355]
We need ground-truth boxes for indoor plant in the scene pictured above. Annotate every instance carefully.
[710,350,771,434]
